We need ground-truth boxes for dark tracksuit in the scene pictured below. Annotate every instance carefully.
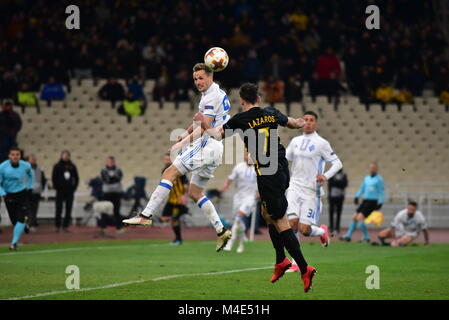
[52,160,79,229]
[328,169,348,233]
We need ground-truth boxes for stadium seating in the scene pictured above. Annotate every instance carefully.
[17,80,449,199]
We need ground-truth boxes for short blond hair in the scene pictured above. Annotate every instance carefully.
[193,63,213,75]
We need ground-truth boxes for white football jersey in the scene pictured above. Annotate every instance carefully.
[228,162,258,197]
[391,209,428,234]
[199,82,230,134]
[286,131,339,194]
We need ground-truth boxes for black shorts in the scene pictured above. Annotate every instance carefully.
[257,159,290,220]
[162,203,189,219]
[5,190,30,225]
[357,200,378,217]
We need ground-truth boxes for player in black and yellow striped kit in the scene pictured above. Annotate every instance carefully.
[160,153,189,245]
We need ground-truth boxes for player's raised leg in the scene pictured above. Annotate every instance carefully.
[224,214,244,252]
[123,164,181,226]
[188,178,231,251]
[235,213,247,253]
[297,201,329,248]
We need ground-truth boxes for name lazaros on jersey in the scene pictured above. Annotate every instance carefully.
[247,115,276,128]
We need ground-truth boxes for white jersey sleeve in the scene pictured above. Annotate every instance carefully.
[391,210,405,229]
[199,83,230,128]
[320,140,339,163]
[285,138,296,162]
[319,140,342,180]
[415,211,428,230]
[228,163,240,180]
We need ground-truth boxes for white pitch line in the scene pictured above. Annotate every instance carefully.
[0,241,212,256]
[6,266,272,300]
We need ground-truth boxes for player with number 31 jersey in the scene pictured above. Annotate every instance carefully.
[286,112,343,248]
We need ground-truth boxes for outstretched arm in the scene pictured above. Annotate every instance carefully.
[285,117,305,129]
[220,178,233,193]
[170,113,223,152]
[177,123,194,142]
[193,112,225,140]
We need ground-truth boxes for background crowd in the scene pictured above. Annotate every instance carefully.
[0,0,448,111]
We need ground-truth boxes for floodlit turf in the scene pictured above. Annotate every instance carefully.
[1,239,448,300]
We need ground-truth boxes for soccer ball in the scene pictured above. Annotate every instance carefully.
[204,47,229,72]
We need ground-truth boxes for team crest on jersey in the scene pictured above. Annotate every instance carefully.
[309,145,315,152]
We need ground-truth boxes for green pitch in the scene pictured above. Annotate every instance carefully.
[1,239,448,300]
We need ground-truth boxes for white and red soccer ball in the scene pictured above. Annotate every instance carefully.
[204,47,229,72]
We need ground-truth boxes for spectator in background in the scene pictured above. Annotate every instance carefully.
[22,66,41,92]
[173,68,190,107]
[316,47,341,81]
[297,54,314,86]
[322,72,347,110]
[372,55,393,86]
[92,58,107,85]
[355,68,376,111]
[344,46,363,94]
[375,83,395,111]
[408,63,425,97]
[396,66,412,93]
[328,168,348,236]
[220,58,242,93]
[52,150,79,233]
[264,53,284,80]
[261,76,284,107]
[284,75,303,112]
[127,76,145,101]
[17,83,39,114]
[153,77,172,107]
[106,56,124,79]
[40,77,66,106]
[26,154,46,232]
[0,70,18,104]
[439,86,449,112]
[242,49,261,83]
[289,8,309,33]
[394,87,415,112]
[433,66,449,96]
[98,78,126,108]
[101,156,125,233]
[73,44,93,84]
[308,72,321,102]
[50,59,71,94]
[117,92,146,123]
[0,102,22,162]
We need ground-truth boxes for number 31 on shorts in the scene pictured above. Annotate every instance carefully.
[307,208,315,219]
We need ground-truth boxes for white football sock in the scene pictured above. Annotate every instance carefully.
[237,217,246,241]
[310,225,325,237]
[197,196,224,234]
[141,179,173,218]
[231,217,239,238]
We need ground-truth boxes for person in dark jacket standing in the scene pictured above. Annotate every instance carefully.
[52,150,79,232]
[101,156,124,232]
[327,169,348,236]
